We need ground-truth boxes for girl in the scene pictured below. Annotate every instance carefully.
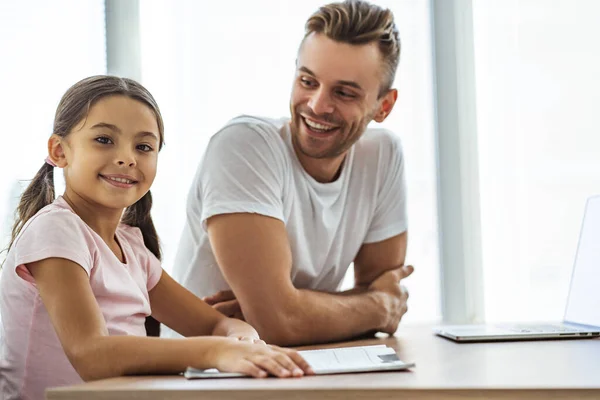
[0,76,312,400]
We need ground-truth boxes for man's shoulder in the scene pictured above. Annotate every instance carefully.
[206,115,289,151]
[202,115,291,170]
[221,115,289,137]
[355,127,403,157]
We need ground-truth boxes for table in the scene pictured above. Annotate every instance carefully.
[46,325,600,400]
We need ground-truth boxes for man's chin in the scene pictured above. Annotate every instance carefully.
[297,138,340,159]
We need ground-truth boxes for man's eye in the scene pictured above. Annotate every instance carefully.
[336,90,355,99]
[137,144,153,152]
[95,136,112,144]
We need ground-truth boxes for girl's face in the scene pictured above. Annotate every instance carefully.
[58,95,160,211]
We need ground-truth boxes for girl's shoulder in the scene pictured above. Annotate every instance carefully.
[117,223,144,244]
[117,224,162,277]
[16,197,92,241]
[116,224,153,256]
[9,197,99,273]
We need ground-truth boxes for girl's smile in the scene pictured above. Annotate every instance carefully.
[99,173,139,188]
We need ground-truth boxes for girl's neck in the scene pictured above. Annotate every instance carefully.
[62,190,123,243]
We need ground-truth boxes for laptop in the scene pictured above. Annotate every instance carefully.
[435,195,600,342]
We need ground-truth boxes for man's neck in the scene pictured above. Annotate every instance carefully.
[294,149,347,183]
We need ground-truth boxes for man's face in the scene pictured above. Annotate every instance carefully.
[290,32,395,160]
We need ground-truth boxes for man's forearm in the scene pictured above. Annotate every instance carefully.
[247,288,385,346]
[336,285,368,296]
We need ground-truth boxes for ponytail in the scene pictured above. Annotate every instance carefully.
[121,190,161,261]
[121,190,162,337]
[8,163,55,252]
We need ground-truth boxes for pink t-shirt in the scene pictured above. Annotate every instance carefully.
[0,196,163,400]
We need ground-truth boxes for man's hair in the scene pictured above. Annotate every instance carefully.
[304,0,400,98]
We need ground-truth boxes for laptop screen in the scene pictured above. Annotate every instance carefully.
[564,196,600,327]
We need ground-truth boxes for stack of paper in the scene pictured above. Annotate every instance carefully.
[184,344,415,379]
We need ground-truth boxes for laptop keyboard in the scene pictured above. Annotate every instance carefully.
[505,324,583,333]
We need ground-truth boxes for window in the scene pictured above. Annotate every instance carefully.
[0,0,106,258]
[472,0,600,321]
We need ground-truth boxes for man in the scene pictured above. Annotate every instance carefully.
[171,0,413,346]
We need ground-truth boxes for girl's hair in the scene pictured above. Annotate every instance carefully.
[8,75,165,260]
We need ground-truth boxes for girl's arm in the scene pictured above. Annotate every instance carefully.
[27,258,312,381]
[148,270,259,340]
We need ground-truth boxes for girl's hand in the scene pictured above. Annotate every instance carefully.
[210,340,314,378]
[235,336,266,345]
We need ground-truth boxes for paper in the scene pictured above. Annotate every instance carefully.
[184,344,414,379]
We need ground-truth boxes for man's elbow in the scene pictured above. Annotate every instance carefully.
[244,306,307,346]
[254,321,301,346]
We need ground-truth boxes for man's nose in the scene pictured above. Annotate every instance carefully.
[307,88,334,116]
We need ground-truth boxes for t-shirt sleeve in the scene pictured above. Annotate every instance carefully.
[363,131,408,243]
[12,210,95,282]
[145,251,163,291]
[196,120,286,230]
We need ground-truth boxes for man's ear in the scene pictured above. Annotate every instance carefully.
[47,135,68,168]
[373,89,398,123]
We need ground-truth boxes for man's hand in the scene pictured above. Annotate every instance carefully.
[203,290,245,320]
[368,265,413,335]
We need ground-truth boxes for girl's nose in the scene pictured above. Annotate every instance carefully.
[116,150,136,167]
[117,160,135,167]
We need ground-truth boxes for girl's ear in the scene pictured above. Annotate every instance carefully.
[47,135,67,168]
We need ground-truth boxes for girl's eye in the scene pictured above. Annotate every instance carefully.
[95,136,112,145]
[137,144,153,152]
[300,77,316,88]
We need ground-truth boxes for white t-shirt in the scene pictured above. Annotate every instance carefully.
[171,115,407,298]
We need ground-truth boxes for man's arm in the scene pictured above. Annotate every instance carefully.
[323,232,408,297]
[207,213,408,346]
[353,231,411,327]
[354,231,408,287]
